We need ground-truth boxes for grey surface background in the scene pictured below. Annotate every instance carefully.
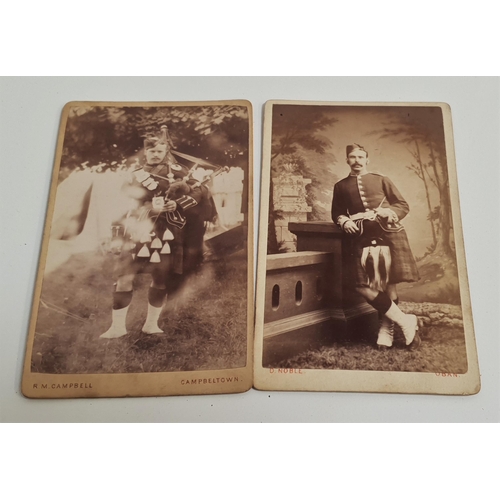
[1,76,498,422]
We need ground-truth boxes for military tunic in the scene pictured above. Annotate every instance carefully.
[331,172,419,286]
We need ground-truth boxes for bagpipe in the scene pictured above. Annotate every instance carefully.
[131,150,227,229]
[109,150,227,258]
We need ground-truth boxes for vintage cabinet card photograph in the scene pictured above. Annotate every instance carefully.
[254,100,480,395]
[22,100,253,398]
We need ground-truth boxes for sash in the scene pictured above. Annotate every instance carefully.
[350,210,404,234]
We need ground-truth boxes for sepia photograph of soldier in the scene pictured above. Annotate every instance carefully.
[261,102,469,375]
[101,125,218,339]
[332,143,421,351]
[29,102,251,376]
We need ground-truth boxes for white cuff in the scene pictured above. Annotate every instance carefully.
[336,215,350,228]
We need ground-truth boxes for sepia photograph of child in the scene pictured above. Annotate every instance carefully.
[28,102,251,377]
[260,102,473,376]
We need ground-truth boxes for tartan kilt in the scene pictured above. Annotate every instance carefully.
[345,226,420,287]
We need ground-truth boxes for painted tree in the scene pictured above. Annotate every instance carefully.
[406,140,437,249]
[268,105,338,253]
[374,106,454,260]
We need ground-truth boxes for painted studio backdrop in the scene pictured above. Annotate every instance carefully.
[264,104,466,373]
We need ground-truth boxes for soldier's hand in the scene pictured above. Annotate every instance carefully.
[343,220,359,234]
[151,197,177,213]
[376,207,398,223]
[164,200,177,212]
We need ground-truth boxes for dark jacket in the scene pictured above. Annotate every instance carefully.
[331,172,409,227]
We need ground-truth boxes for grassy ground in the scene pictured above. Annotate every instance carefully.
[32,251,248,374]
[278,323,468,373]
[278,253,466,374]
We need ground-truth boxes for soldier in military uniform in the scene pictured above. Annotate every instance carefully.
[331,144,421,349]
[101,126,216,339]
